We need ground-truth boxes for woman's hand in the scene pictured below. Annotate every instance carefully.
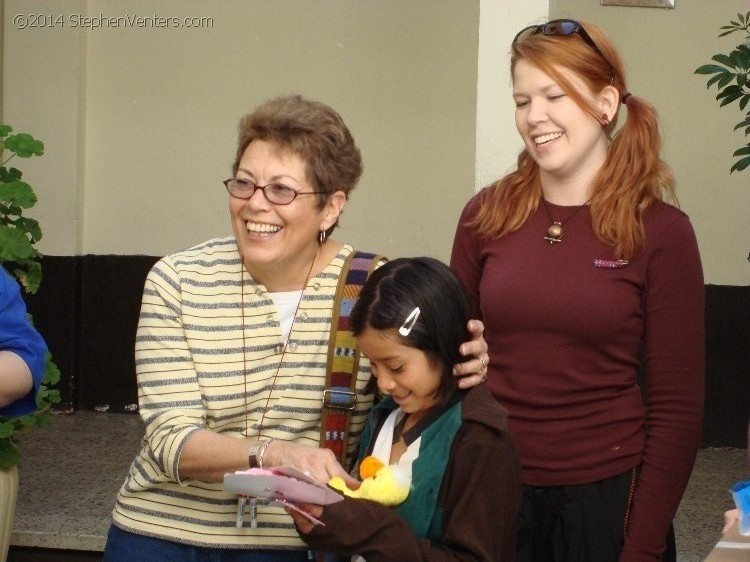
[264,441,358,488]
[452,319,490,389]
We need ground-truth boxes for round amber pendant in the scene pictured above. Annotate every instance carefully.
[547,222,563,240]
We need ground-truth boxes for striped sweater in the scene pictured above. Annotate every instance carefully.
[111,237,377,549]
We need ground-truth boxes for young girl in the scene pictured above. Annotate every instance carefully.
[288,257,521,561]
[451,19,704,562]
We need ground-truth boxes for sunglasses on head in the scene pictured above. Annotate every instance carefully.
[512,19,615,82]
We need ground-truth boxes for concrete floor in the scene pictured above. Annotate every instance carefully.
[675,447,748,561]
[9,411,749,561]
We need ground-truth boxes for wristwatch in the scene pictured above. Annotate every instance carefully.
[248,438,274,469]
[248,440,264,469]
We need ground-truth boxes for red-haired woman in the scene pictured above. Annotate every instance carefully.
[451,19,704,562]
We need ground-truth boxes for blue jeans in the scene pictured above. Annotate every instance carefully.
[103,524,313,562]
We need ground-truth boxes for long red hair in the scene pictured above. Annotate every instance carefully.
[470,21,676,260]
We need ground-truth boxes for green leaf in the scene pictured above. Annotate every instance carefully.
[0,125,12,139]
[717,85,742,98]
[730,155,750,173]
[16,261,42,293]
[706,74,725,89]
[0,226,35,261]
[719,92,743,106]
[0,421,14,439]
[35,410,53,428]
[733,145,750,156]
[695,64,728,75]
[0,439,21,469]
[740,95,749,111]
[0,167,22,183]
[718,84,742,96]
[16,217,42,243]
[729,50,746,68]
[43,354,61,386]
[717,74,736,89]
[4,134,44,158]
[38,388,61,405]
[713,54,734,67]
[0,180,37,208]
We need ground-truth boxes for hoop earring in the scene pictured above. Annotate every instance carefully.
[318,229,327,245]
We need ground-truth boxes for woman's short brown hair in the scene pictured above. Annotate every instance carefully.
[233,95,363,213]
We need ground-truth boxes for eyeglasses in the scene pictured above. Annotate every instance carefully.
[223,178,325,205]
[512,19,615,82]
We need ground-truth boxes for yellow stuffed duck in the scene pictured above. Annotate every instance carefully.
[328,456,410,506]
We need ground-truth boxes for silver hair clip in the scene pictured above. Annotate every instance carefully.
[399,307,420,336]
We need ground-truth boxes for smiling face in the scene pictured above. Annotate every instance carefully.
[513,58,610,190]
[358,327,442,422]
[230,139,344,290]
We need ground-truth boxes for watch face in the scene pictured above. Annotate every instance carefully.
[248,441,263,468]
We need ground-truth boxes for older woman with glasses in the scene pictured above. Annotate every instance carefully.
[103,95,489,562]
[451,19,704,562]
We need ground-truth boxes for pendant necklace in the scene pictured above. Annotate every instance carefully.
[540,196,591,244]
[236,247,318,528]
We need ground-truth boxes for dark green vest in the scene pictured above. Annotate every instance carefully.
[357,397,463,541]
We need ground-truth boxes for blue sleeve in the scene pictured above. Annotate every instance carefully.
[0,266,48,417]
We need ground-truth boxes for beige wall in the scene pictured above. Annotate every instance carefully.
[476,0,549,188]
[3,0,87,254]
[5,0,489,264]
[2,0,547,264]
[551,0,750,285]
[4,1,747,284]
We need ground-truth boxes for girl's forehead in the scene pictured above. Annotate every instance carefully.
[357,327,410,355]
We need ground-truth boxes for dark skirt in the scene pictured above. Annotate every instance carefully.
[517,467,676,562]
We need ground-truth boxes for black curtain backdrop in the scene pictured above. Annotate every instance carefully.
[22,256,750,448]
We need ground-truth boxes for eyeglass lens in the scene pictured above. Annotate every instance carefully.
[223,179,299,205]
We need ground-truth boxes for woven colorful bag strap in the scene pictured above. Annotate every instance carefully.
[320,250,383,468]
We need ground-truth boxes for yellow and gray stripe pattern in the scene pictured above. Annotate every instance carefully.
[111,237,376,549]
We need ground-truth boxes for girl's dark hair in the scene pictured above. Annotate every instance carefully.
[350,257,471,404]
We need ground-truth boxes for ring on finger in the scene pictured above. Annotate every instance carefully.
[478,356,488,372]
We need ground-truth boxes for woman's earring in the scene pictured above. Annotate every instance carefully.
[318,229,327,245]
[600,113,611,126]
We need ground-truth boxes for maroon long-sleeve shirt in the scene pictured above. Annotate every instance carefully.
[451,195,704,562]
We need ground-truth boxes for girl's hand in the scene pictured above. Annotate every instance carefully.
[285,501,324,535]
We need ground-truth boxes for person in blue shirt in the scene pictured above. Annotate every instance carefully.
[0,266,47,417]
